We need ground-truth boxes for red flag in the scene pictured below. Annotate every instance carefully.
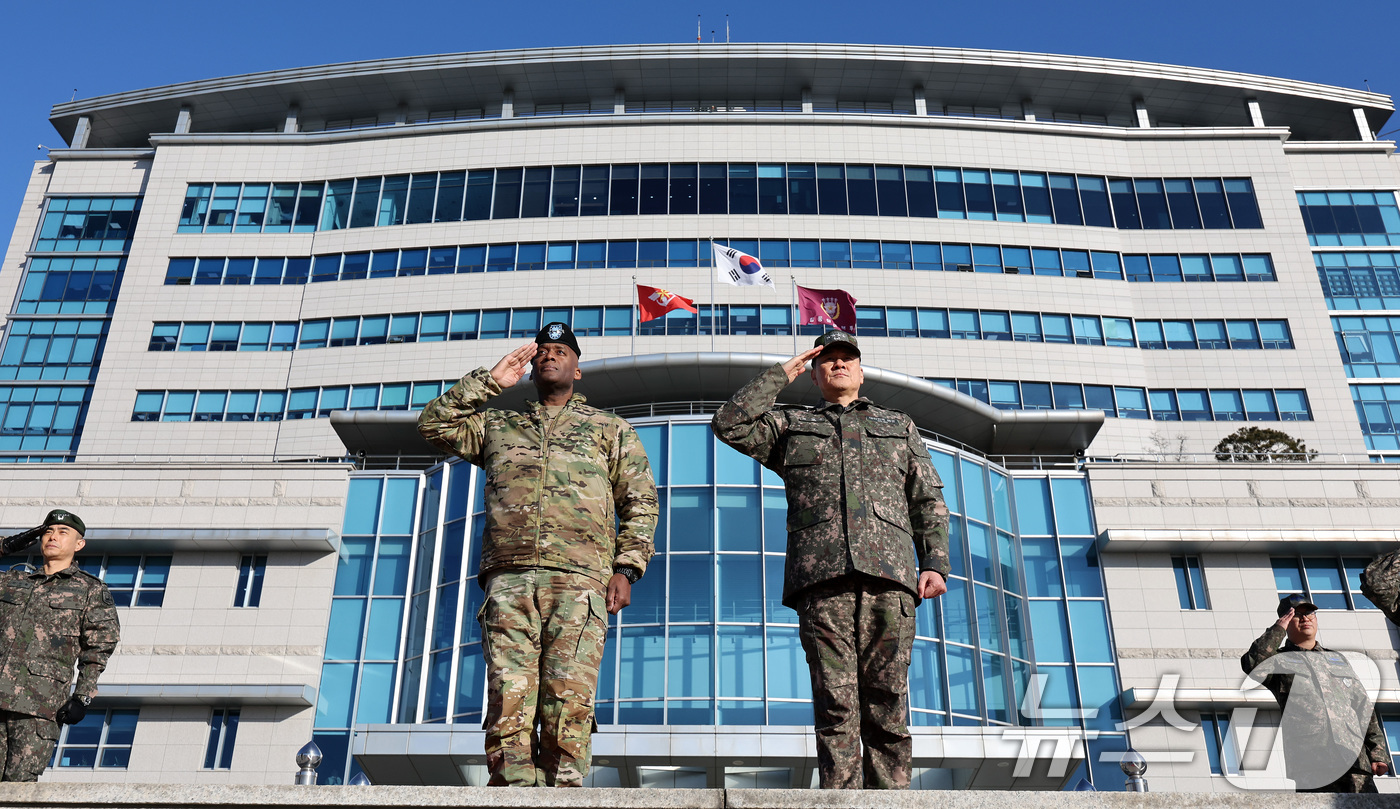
[637,284,699,323]
[796,285,858,332]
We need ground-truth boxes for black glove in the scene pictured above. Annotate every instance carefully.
[55,696,88,725]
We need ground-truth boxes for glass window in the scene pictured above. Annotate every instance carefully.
[235,554,267,607]
[1134,179,1170,229]
[1194,320,1228,349]
[1227,320,1262,350]
[1172,555,1209,609]
[1071,316,1103,346]
[1077,176,1113,227]
[876,166,908,217]
[1146,254,1181,283]
[202,708,240,770]
[1047,174,1081,225]
[846,165,877,216]
[1303,558,1349,609]
[55,708,138,769]
[906,167,936,218]
[1201,712,1240,775]
[1149,389,1179,421]
[1196,179,1231,228]
[1209,389,1245,421]
[1243,390,1278,421]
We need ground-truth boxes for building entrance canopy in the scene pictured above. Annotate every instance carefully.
[330,352,1101,459]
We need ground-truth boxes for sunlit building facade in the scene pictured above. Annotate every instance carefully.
[0,44,1397,791]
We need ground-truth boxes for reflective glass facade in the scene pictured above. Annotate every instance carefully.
[312,417,1123,786]
[1307,193,1400,460]
[164,244,1276,285]
[0,197,136,460]
[145,311,1293,353]
[178,170,1262,234]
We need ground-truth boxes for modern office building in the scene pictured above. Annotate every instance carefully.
[1,43,1398,791]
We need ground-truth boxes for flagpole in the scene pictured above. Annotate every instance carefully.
[790,275,798,354]
[630,274,637,357]
[710,239,717,352]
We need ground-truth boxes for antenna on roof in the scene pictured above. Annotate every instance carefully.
[711,29,716,42]
[1364,79,1372,91]
[696,15,701,42]
[70,89,77,102]
[726,15,730,43]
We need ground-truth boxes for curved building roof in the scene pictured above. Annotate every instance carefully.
[330,352,1102,459]
[51,43,1393,147]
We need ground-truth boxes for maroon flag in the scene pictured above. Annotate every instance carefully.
[796,285,858,332]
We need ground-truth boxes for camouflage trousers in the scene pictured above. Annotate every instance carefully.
[1299,769,1378,793]
[479,569,608,787]
[0,710,58,782]
[797,575,915,789]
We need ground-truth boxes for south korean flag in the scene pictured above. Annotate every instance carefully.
[713,242,774,288]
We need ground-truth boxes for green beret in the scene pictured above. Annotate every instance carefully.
[45,509,85,535]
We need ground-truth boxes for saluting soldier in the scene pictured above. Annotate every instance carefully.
[0,510,119,781]
[1242,593,1391,792]
[712,331,950,789]
[418,323,657,787]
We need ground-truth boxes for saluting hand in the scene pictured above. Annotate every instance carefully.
[490,343,538,388]
[1275,608,1294,630]
[782,347,824,383]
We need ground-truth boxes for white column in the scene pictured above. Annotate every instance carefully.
[1245,98,1265,128]
[1354,108,1375,141]
[614,89,625,114]
[1134,99,1151,128]
[174,107,192,134]
[913,87,927,116]
[71,116,91,149]
[1021,99,1037,122]
[801,88,812,114]
[283,106,300,133]
[501,90,514,119]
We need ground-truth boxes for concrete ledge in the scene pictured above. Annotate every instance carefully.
[0,783,1395,807]
[93,683,316,707]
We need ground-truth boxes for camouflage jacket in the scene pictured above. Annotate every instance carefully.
[418,368,657,588]
[0,564,120,720]
[712,363,950,607]
[1241,626,1389,773]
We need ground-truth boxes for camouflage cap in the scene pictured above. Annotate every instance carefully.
[44,508,85,535]
[813,330,860,358]
[536,322,581,358]
[1277,593,1318,616]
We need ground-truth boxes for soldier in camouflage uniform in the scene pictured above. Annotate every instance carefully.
[712,331,950,789]
[0,510,119,781]
[1241,593,1391,792]
[418,323,656,787]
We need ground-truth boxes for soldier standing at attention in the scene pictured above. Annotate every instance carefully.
[712,331,950,789]
[418,323,657,787]
[0,510,119,781]
[1241,593,1391,792]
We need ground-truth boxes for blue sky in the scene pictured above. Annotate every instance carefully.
[1,0,1396,223]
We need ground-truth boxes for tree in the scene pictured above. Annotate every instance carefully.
[1147,430,1190,461]
[1213,427,1318,462]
